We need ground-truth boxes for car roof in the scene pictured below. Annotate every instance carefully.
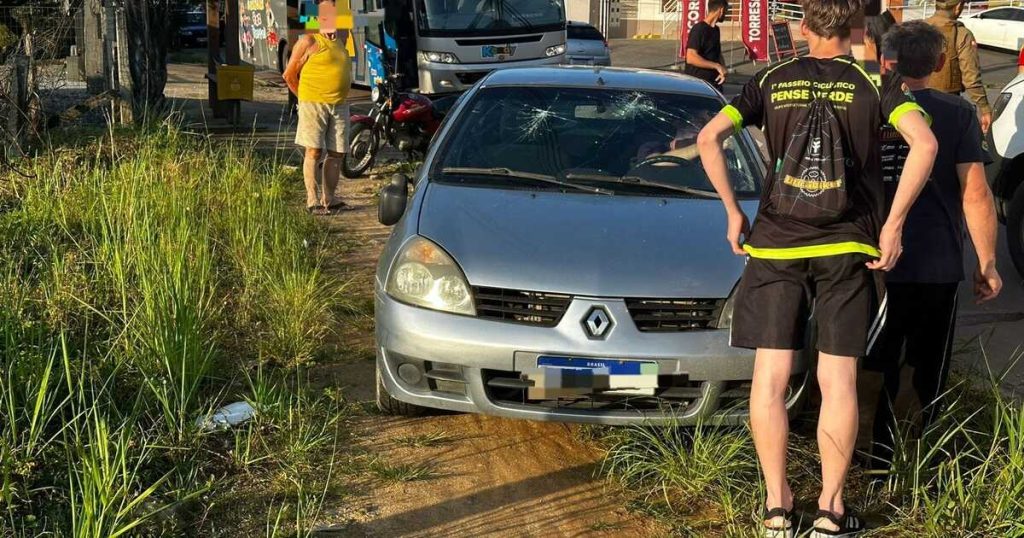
[478,66,720,96]
[972,5,1024,11]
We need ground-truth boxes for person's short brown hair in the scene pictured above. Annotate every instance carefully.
[883,21,946,79]
[802,0,862,39]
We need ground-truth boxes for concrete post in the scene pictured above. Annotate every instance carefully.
[83,0,105,93]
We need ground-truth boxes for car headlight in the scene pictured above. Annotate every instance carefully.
[992,92,1011,122]
[420,51,459,64]
[716,289,737,329]
[385,236,475,315]
[545,43,566,57]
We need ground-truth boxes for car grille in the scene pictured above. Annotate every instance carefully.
[624,298,725,332]
[473,286,571,327]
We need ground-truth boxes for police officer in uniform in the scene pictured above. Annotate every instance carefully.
[926,0,992,133]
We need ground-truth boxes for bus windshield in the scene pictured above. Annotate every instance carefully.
[416,0,565,36]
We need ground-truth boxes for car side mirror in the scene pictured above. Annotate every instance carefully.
[378,173,410,226]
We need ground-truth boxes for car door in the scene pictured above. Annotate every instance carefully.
[973,8,1015,50]
[1008,9,1024,51]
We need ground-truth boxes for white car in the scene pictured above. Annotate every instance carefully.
[986,73,1024,277]
[960,7,1024,52]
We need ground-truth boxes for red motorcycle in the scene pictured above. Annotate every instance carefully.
[342,73,453,178]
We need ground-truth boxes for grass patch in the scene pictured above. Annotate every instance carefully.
[365,458,439,483]
[598,357,1024,537]
[0,123,354,536]
[392,431,458,448]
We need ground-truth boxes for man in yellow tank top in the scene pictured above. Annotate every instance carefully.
[283,0,353,214]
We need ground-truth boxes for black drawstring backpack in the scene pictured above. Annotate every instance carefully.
[768,59,856,225]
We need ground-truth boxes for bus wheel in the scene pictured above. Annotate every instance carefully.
[343,123,378,178]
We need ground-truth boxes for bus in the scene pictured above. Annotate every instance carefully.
[237,0,566,94]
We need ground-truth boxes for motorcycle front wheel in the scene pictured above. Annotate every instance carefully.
[342,123,379,178]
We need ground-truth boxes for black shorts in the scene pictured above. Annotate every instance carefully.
[730,254,886,357]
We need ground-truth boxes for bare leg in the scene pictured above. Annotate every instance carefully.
[322,150,344,207]
[303,147,323,209]
[750,348,795,526]
[816,352,859,524]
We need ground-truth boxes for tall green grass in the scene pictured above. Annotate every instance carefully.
[0,124,347,535]
[598,361,1024,537]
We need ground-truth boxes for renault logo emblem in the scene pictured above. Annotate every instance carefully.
[583,307,613,339]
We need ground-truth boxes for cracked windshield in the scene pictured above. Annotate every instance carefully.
[417,0,566,34]
[436,86,761,197]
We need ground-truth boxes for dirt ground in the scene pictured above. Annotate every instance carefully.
[164,63,666,538]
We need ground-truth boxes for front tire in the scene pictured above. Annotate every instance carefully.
[342,122,379,178]
[1006,185,1024,279]
[375,359,426,416]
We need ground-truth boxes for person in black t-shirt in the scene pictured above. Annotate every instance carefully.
[864,21,1002,469]
[696,1,939,536]
[683,0,728,90]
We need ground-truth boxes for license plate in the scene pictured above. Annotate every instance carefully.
[525,356,658,399]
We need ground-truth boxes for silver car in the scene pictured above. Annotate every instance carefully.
[373,66,810,425]
[565,22,611,66]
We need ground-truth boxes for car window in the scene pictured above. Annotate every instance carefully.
[1011,9,1024,21]
[568,25,605,41]
[432,86,761,197]
[980,8,1014,20]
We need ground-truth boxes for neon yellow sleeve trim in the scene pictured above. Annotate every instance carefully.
[722,105,744,134]
[889,102,928,128]
[742,242,881,260]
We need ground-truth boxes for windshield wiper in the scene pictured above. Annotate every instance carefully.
[562,171,722,199]
[442,167,613,195]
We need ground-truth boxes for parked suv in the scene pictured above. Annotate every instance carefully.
[566,22,611,66]
[987,73,1024,277]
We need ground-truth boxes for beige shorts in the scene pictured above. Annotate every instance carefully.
[295,101,349,153]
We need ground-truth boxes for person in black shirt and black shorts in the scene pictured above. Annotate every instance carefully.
[683,0,728,91]
[697,1,939,537]
[865,21,1002,469]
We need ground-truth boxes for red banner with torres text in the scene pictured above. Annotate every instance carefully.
[742,0,769,62]
[679,0,706,60]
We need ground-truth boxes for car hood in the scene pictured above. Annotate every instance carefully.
[417,183,756,298]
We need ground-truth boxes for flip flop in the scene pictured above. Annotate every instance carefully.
[810,510,865,537]
[763,506,796,538]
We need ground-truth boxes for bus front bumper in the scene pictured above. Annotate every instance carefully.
[418,55,565,94]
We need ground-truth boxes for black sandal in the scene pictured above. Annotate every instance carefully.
[810,509,865,537]
[762,506,795,538]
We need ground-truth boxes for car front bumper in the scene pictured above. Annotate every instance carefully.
[375,291,810,425]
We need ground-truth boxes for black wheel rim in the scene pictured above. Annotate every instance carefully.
[348,129,375,171]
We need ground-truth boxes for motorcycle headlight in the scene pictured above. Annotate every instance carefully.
[371,85,381,103]
[545,43,566,57]
[385,236,475,316]
[716,288,738,329]
[420,51,459,64]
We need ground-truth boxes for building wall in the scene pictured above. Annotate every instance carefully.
[566,0,593,23]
